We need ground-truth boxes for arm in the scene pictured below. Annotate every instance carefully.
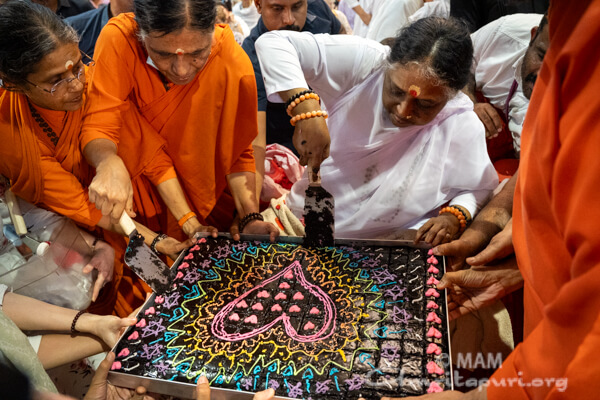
[253,111,267,203]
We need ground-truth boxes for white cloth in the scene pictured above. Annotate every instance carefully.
[366,0,423,42]
[471,13,542,156]
[345,0,373,37]
[408,0,450,21]
[0,283,7,308]
[256,31,497,239]
[232,1,260,30]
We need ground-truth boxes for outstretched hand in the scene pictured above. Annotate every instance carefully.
[155,236,194,261]
[414,214,460,247]
[83,239,115,301]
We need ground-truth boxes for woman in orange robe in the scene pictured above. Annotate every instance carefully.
[0,0,192,316]
[83,0,278,241]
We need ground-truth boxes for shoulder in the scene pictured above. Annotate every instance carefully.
[214,26,254,72]
[305,0,341,34]
[473,13,542,48]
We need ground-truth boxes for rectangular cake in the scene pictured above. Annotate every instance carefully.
[108,236,452,399]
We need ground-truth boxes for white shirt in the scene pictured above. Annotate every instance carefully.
[471,13,542,155]
[366,0,423,42]
[408,0,450,21]
[256,31,497,239]
[344,0,373,37]
[232,1,260,30]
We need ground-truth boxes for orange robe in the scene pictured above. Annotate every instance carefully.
[488,1,600,398]
[0,84,169,316]
[84,14,258,235]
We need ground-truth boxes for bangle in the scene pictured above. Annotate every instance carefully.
[285,89,313,109]
[439,206,468,233]
[178,211,197,228]
[286,92,321,116]
[290,110,328,126]
[238,212,264,232]
[71,309,86,334]
[150,233,168,254]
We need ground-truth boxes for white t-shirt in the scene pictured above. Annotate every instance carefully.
[408,0,450,21]
[471,13,543,155]
[232,1,260,30]
[366,0,423,42]
[256,31,497,239]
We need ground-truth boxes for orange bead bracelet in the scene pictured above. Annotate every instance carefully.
[290,110,328,126]
[439,206,468,233]
[287,92,320,116]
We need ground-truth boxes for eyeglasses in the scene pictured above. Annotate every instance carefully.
[24,52,95,97]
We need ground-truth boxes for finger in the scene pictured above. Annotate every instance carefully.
[101,199,113,217]
[424,224,440,244]
[131,386,148,400]
[414,220,432,244]
[467,239,512,266]
[230,222,240,241]
[111,200,126,225]
[477,109,495,136]
[487,107,504,134]
[82,263,94,274]
[254,388,275,400]
[431,228,448,247]
[436,271,462,290]
[88,188,97,205]
[196,376,211,400]
[94,196,104,211]
[125,192,135,217]
[92,276,104,302]
[90,351,114,389]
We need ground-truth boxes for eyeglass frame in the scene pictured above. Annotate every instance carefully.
[23,51,95,97]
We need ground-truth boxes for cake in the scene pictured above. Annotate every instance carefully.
[110,236,451,399]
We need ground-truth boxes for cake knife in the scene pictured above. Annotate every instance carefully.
[119,213,173,294]
[303,170,335,248]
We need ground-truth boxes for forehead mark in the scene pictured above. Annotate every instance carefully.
[65,60,74,70]
[176,48,184,55]
[408,85,421,98]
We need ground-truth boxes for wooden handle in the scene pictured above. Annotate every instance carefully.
[119,212,137,236]
[5,190,27,236]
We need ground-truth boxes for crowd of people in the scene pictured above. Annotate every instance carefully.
[0,0,598,398]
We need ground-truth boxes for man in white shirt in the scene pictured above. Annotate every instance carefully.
[232,0,261,29]
[465,13,549,158]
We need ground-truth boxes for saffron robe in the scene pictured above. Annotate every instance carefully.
[488,1,600,398]
[84,14,258,234]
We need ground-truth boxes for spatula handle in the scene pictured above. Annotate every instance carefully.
[119,212,137,236]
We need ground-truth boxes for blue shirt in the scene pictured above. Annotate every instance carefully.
[56,0,95,19]
[65,5,110,58]
[242,0,341,151]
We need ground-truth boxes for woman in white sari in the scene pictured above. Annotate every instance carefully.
[256,17,498,244]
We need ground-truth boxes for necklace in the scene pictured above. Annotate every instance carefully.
[28,102,59,146]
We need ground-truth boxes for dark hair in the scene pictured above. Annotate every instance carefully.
[217,0,232,12]
[0,0,78,87]
[531,12,548,43]
[388,17,473,91]
[0,360,32,400]
[134,0,216,37]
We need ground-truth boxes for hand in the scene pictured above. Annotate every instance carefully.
[182,217,218,239]
[155,236,194,261]
[84,352,155,400]
[466,219,513,266]
[195,375,275,400]
[77,313,136,348]
[229,217,279,243]
[83,239,115,301]
[88,154,135,224]
[414,214,460,246]
[292,117,330,182]
[473,103,504,139]
[437,258,523,320]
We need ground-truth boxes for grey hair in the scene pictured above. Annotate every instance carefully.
[0,0,79,87]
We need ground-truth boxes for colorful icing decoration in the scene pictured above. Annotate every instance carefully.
[184,253,193,260]
[426,343,441,355]
[257,290,270,298]
[426,312,442,324]
[229,313,240,321]
[127,331,139,340]
[144,307,156,315]
[118,348,130,357]
[274,293,287,300]
[426,361,444,375]
[428,249,434,255]
[252,303,264,311]
[111,361,122,370]
[271,304,283,312]
[244,315,258,324]
[190,245,201,251]
[425,288,440,298]
[289,305,301,313]
[279,282,291,289]
[309,307,320,315]
[178,262,189,269]
[408,85,421,97]
[426,276,439,285]
[175,271,184,280]
[235,300,248,308]
[426,326,442,339]
[427,266,440,274]
[154,295,164,304]
[304,321,316,330]
[427,381,444,393]
[284,270,294,279]
[136,319,147,328]
[427,256,438,265]
[426,301,439,309]
[293,292,304,300]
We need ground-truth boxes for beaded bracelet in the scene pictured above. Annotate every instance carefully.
[285,89,313,109]
[71,309,86,334]
[178,211,197,228]
[150,233,169,254]
[439,206,468,233]
[286,92,320,116]
[239,212,264,232]
[290,110,328,127]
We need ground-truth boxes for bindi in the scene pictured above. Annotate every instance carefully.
[176,48,184,55]
[408,85,421,98]
[65,60,74,70]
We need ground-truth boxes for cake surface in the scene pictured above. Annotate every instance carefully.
[111,237,451,399]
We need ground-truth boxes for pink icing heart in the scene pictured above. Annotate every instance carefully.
[425,288,440,298]
[426,312,442,324]
[304,321,315,330]
[155,295,164,304]
[426,361,444,375]
[175,271,184,280]
[427,326,442,339]
[111,361,122,370]
[136,319,146,328]
[428,266,440,274]
[293,292,304,300]
[274,293,287,300]
[236,300,248,308]
[426,301,439,309]
[184,253,193,260]
[428,248,434,255]
[128,331,139,340]
[244,315,258,324]
[427,343,441,355]
[289,305,301,313]
[279,282,291,289]
[271,304,282,312]
[118,348,130,357]
[198,238,207,243]
[178,262,189,269]
[212,260,336,342]
[257,291,270,298]
[190,245,201,251]
[144,307,156,315]
[427,381,444,393]
[309,307,320,315]
[427,276,439,285]
[427,256,438,265]
[229,313,240,321]
[252,303,264,311]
